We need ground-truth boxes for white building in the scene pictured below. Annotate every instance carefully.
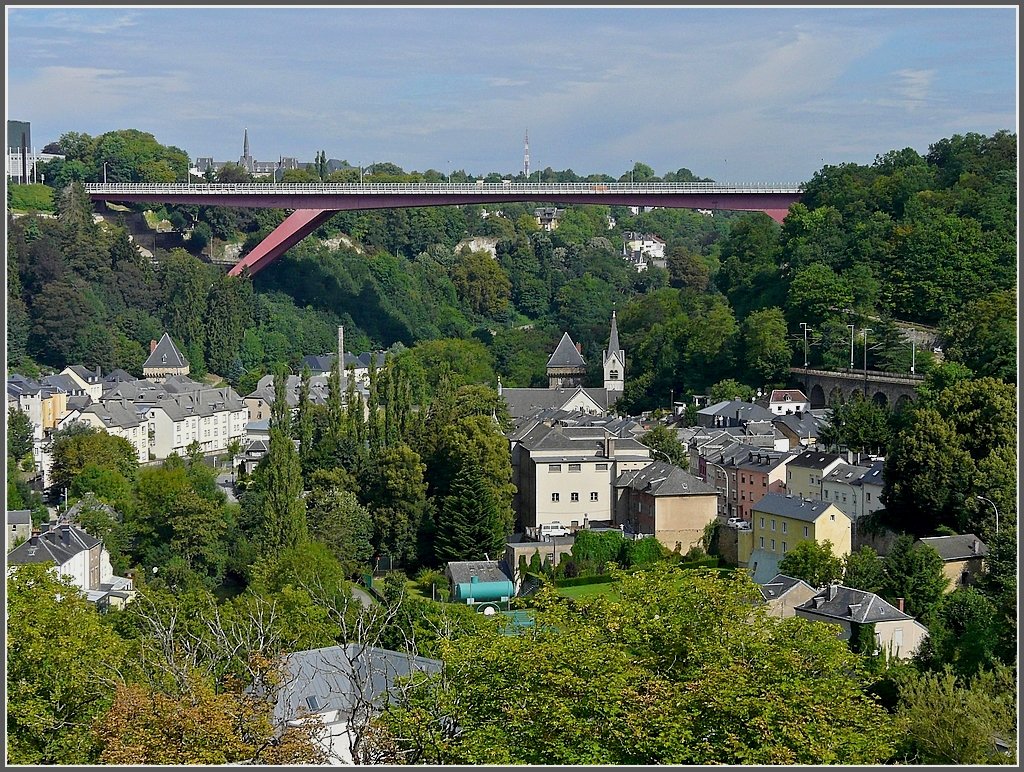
[621,231,666,271]
[769,389,811,416]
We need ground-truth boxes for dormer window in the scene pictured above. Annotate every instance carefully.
[161,354,167,364]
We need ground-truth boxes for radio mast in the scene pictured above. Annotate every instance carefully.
[524,129,530,180]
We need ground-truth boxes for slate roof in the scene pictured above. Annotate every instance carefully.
[787,449,842,470]
[773,413,828,441]
[751,492,849,523]
[40,374,84,394]
[81,400,143,430]
[614,460,717,496]
[273,645,442,723]
[143,332,189,370]
[447,560,511,585]
[64,493,123,525]
[851,459,885,488]
[7,523,100,567]
[735,449,795,473]
[796,584,916,624]
[501,386,608,421]
[515,422,650,458]
[823,462,872,486]
[698,400,774,423]
[7,510,32,526]
[918,534,988,561]
[547,332,586,368]
[758,573,815,601]
[245,374,346,408]
[146,387,246,421]
[66,365,103,383]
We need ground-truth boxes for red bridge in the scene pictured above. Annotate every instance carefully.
[85,181,803,277]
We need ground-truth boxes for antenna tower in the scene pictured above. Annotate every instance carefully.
[524,129,530,179]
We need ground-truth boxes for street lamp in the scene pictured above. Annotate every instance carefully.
[910,339,916,375]
[705,460,731,518]
[975,495,999,535]
[847,325,855,370]
[862,328,873,390]
[102,161,107,184]
[799,323,812,368]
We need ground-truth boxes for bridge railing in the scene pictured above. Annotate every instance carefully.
[85,181,804,195]
[792,366,926,383]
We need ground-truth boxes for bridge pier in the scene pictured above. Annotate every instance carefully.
[791,367,921,410]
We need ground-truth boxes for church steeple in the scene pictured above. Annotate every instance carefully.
[603,311,626,392]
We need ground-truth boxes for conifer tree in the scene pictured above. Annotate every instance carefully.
[435,463,505,564]
[257,365,306,554]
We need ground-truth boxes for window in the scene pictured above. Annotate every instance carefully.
[571,492,580,502]
[803,526,809,537]
[741,474,746,484]
[595,463,608,471]
[771,539,776,551]
[866,492,871,501]
[782,522,787,533]
[551,493,560,502]
[759,537,764,548]
[830,514,836,521]
[762,479,767,487]
[782,542,787,553]
[590,492,599,502]
[568,463,581,473]
[549,464,562,473]
[760,517,765,528]
[610,370,619,379]
[771,519,776,531]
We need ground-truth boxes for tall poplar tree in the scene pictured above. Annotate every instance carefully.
[257,365,307,554]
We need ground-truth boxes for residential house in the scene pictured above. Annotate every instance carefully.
[917,534,987,591]
[145,386,248,459]
[784,450,844,501]
[613,460,718,553]
[272,644,443,765]
[142,332,190,383]
[60,365,105,402]
[8,510,32,549]
[697,400,774,429]
[503,535,574,589]
[795,584,929,660]
[772,411,829,450]
[758,573,817,618]
[6,521,135,609]
[821,461,873,521]
[742,493,851,583]
[510,423,651,535]
[534,207,564,231]
[769,389,811,416]
[734,449,796,521]
[301,351,388,388]
[244,373,365,422]
[621,231,667,271]
[62,400,150,463]
[850,459,885,521]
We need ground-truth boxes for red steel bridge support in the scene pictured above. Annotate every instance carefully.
[86,182,803,277]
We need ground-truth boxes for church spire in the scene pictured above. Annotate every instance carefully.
[243,127,250,159]
[608,309,620,356]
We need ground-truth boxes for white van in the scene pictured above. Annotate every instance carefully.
[540,522,570,538]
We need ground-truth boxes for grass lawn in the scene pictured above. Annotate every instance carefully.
[556,581,621,600]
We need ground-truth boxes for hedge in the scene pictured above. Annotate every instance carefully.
[554,573,618,588]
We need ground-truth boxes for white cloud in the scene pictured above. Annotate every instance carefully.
[37,11,139,35]
[890,68,935,111]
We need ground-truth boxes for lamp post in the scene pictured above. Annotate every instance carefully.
[910,339,916,375]
[975,495,999,535]
[862,328,873,391]
[102,161,107,184]
[705,460,731,518]
[847,324,855,370]
[799,323,811,369]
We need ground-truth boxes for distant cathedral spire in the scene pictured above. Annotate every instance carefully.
[241,128,252,172]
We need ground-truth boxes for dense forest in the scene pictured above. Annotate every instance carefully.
[6,127,1018,765]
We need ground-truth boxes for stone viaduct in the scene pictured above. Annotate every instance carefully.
[790,367,924,410]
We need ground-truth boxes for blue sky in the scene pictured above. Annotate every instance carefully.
[6,6,1017,183]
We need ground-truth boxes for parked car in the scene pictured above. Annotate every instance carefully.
[726,517,746,528]
[540,522,570,538]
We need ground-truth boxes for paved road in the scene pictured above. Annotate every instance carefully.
[349,584,375,609]
[215,473,238,504]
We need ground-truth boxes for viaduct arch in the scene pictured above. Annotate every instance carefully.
[791,368,922,410]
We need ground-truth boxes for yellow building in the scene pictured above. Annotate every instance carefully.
[741,493,851,568]
[39,389,68,429]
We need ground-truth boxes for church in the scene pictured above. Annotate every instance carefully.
[500,313,626,421]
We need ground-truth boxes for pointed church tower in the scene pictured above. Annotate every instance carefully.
[546,332,587,389]
[240,128,252,172]
[603,311,626,392]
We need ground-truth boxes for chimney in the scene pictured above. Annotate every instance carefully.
[972,539,980,555]
[827,584,838,601]
[605,435,616,458]
[896,597,905,612]
[337,326,344,382]
[150,340,158,354]
[576,342,582,354]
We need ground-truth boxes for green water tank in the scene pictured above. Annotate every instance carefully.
[455,574,514,603]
